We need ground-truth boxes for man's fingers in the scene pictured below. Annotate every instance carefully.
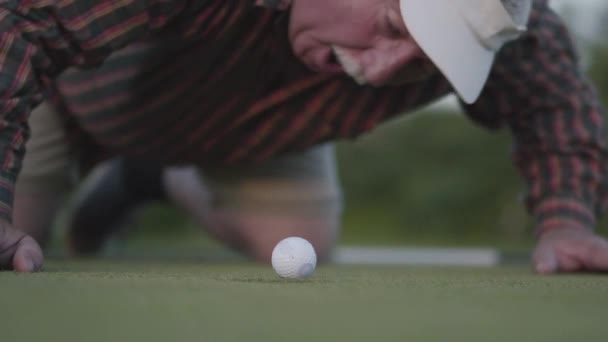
[12,236,43,272]
[534,229,608,274]
[556,252,582,272]
[0,220,43,272]
[533,243,558,274]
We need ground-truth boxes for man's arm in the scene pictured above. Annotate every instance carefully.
[0,0,247,271]
[0,0,194,221]
[460,0,608,272]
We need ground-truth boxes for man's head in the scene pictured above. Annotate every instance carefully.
[289,0,532,103]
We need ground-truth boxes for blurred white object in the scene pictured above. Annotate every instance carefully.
[332,247,500,266]
[272,237,317,279]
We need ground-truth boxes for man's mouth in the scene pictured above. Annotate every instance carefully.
[331,46,368,85]
[329,46,435,86]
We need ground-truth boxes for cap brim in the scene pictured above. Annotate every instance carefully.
[400,0,495,104]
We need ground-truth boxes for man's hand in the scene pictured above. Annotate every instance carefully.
[533,227,608,274]
[0,219,43,272]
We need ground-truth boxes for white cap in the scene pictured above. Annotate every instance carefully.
[400,0,532,103]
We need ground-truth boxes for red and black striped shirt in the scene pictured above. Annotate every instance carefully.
[0,0,606,237]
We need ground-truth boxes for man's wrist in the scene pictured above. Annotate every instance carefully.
[533,197,595,239]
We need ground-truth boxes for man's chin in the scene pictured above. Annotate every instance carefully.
[367,68,436,87]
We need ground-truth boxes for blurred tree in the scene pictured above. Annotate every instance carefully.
[586,8,608,105]
[336,109,530,247]
[582,7,608,237]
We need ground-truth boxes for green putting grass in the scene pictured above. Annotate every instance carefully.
[1,260,607,342]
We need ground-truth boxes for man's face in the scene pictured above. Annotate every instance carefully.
[289,0,436,86]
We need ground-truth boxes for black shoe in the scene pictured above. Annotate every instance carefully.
[67,157,165,255]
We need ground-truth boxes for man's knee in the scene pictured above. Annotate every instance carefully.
[205,205,342,263]
[164,144,343,263]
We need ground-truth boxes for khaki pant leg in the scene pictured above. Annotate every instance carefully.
[13,102,73,245]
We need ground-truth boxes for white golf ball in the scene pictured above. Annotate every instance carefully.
[271,237,317,279]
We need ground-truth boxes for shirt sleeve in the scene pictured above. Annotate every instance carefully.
[254,0,291,10]
[459,0,608,237]
[0,0,195,221]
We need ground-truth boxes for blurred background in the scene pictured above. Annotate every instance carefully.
[48,0,608,260]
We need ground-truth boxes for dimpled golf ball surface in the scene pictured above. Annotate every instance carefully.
[271,237,317,279]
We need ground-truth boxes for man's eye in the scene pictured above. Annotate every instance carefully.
[387,20,401,36]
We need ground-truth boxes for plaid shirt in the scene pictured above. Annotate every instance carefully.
[0,0,606,238]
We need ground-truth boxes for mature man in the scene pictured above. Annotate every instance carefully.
[2,0,608,273]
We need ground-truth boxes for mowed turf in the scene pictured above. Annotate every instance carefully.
[1,260,607,342]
